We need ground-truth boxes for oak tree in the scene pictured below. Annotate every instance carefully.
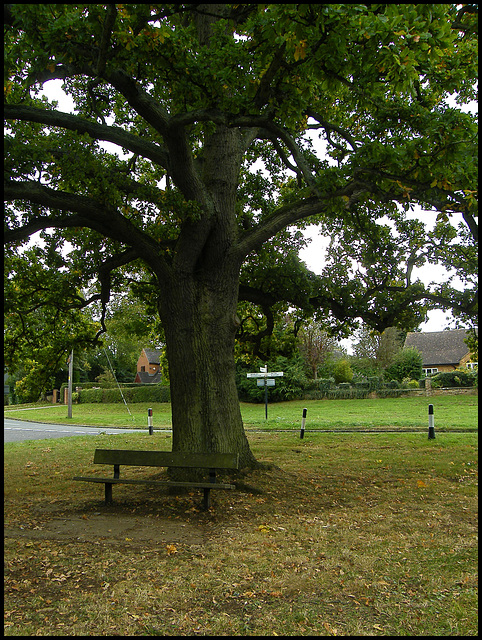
[4,4,477,467]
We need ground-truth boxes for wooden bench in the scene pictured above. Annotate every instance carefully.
[73,449,239,509]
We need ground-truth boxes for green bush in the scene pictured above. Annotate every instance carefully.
[402,377,420,389]
[354,381,370,390]
[384,348,423,382]
[468,369,478,387]
[333,359,354,384]
[376,388,404,398]
[236,356,310,403]
[79,388,103,403]
[386,379,400,389]
[430,370,474,388]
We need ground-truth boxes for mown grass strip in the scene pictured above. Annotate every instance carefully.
[4,394,478,431]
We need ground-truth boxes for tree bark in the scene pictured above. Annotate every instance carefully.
[158,262,258,473]
[156,124,259,473]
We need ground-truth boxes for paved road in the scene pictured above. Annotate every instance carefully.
[4,418,146,443]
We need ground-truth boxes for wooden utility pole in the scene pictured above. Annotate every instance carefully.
[67,350,73,418]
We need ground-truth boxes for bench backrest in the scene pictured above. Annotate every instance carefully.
[93,449,239,470]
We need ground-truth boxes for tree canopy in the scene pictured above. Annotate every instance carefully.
[4,4,478,463]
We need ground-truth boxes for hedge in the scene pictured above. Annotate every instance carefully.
[430,370,476,388]
[304,388,370,400]
[78,384,170,404]
[73,373,476,405]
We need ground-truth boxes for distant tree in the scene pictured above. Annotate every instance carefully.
[87,293,162,382]
[298,322,337,379]
[94,367,117,386]
[352,326,405,370]
[4,249,100,401]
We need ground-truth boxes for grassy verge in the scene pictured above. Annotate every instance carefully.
[4,431,478,636]
[4,394,478,431]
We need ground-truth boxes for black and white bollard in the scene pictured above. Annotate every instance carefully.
[148,407,153,435]
[300,407,307,439]
[428,404,435,439]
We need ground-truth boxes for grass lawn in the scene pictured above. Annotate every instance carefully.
[4,429,478,636]
[4,393,478,431]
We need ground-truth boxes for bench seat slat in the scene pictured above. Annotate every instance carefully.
[93,449,239,469]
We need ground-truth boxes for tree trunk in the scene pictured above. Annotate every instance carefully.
[158,258,258,473]
[155,123,259,476]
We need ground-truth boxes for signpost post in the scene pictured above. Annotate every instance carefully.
[247,367,283,419]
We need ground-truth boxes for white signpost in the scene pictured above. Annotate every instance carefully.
[247,367,284,419]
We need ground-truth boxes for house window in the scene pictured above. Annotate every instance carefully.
[466,362,478,370]
[423,368,438,376]
[141,366,145,372]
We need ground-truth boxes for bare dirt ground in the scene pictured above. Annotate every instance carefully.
[4,511,205,547]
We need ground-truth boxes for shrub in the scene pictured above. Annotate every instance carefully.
[236,356,310,403]
[468,369,478,387]
[333,359,354,384]
[402,377,420,389]
[376,388,404,398]
[430,370,474,388]
[384,348,423,382]
[79,388,103,403]
[386,379,400,389]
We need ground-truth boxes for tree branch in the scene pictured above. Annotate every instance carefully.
[4,104,170,170]
[235,196,326,261]
[96,248,138,334]
[306,109,358,152]
[96,4,117,76]
[253,43,287,110]
[104,69,206,202]
[4,180,164,271]
[169,109,319,192]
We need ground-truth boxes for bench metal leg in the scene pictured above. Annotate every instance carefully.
[203,469,216,510]
[105,482,113,505]
[203,487,211,510]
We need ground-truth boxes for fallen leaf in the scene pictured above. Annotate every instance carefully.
[323,621,338,635]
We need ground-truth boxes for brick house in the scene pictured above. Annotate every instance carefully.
[404,328,478,376]
[134,348,162,383]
